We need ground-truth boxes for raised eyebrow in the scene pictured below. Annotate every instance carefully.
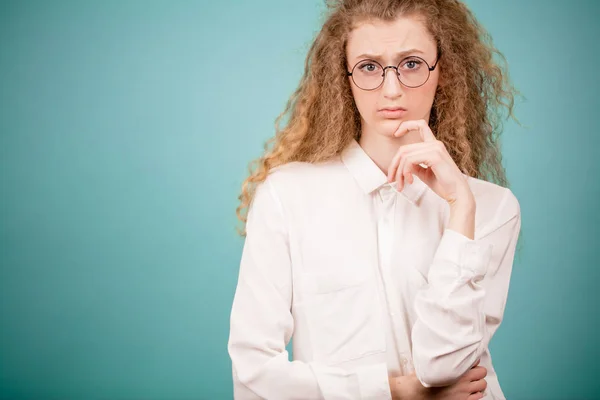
[353,49,424,63]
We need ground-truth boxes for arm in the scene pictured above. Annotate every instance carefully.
[411,189,521,388]
[228,177,392,400]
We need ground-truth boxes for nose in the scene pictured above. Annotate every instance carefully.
[381,66,404,99]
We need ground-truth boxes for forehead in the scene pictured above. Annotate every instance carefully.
[346,16,436,62]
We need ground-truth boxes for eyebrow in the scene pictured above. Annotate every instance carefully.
[352,48,424,62]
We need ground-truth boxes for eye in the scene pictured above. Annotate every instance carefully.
[401,58,423,70]
[357,62,381,74]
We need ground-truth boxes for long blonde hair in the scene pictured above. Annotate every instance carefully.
[236,0,521,237]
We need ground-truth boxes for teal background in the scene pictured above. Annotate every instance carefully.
[1,0,598,399]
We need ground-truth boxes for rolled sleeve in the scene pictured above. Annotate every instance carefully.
[411,189,522,388]
[355,363,392,400]
[428,228,494,285]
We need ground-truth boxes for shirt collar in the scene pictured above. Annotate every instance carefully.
[341,138,428,205]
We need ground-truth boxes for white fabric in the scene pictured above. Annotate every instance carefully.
[228,138,521,399]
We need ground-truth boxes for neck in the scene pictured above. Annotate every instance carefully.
[358,124,422,175]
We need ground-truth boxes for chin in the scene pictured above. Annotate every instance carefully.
[376,118,405,136]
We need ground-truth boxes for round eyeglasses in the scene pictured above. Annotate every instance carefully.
[347,54,441,90]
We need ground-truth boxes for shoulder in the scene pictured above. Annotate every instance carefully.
[257,158,351,217]
[249,161,336,223]
[264,158,347,193]
[464,174,521,238]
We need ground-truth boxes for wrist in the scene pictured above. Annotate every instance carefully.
[448,200,476,240]
[389,374,419,400]
[448,188,475,208]
[447,180,475,208]
[449,198,475,215]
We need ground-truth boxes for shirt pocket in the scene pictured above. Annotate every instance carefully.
[299,268,386,366]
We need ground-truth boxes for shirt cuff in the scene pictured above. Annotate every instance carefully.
[355,362,392,400]
[428,228,493,284]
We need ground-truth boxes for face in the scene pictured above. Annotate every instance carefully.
[346,15,440,141]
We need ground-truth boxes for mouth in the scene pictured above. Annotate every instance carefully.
[378,107,407,118]
[379,107,407,112]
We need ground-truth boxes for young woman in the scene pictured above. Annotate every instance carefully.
[228,0,522,399]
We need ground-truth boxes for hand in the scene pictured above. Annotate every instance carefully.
[386,119,474,207]
[390,359,488,400]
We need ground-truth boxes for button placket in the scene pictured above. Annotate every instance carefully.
[377,183,417,375]
[377,184,396,287]
[399,351,415,375]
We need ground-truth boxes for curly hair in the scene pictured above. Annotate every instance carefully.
[235,0,522,242]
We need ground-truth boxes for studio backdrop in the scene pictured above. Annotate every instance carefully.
[1,1,598,399]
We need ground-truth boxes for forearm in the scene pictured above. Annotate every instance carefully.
[447,195,476,240]
[411,190,521,387]
[388,373,424,400]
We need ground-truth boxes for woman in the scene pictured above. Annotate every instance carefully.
[228,0,522,399]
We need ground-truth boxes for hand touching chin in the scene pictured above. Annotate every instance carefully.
[375,118,409,138]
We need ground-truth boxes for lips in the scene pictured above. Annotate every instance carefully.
[379,107,407,111]
[378,107,408,118]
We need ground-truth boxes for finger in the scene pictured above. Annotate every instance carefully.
[400,166,414,192]
[393,120,424,139]
[396,151,411,192]
[411,162,433,186]
[462,366,485,382]
[390,142,439,186]
[395,162,404,192]
[387,142,426,183]
[396,152,416,191]
[396,152,406,191]
[392,120,416,139]
[457,359,480,383]
[406,168,414,185]
[467,366,487,381]
[393,119,436,142]
[469,378,487,394]
[396,155,419,192]
[387,147,404,183]
[397,149,437,191]
[467,393,484,400]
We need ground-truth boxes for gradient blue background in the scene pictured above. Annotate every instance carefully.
[1,1,598,399]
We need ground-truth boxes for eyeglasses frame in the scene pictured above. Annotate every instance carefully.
[346,51,442,90]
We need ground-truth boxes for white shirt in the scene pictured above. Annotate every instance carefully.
[228,138,521,399]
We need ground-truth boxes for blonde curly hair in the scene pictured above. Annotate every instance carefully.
[236,0,522,239]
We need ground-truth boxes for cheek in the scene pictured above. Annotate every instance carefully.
[423,75,439,101]
[351,89,377,117]
[423,83,438,109]
[407,83,438,115]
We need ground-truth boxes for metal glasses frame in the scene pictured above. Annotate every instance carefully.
[346,52,442,90]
